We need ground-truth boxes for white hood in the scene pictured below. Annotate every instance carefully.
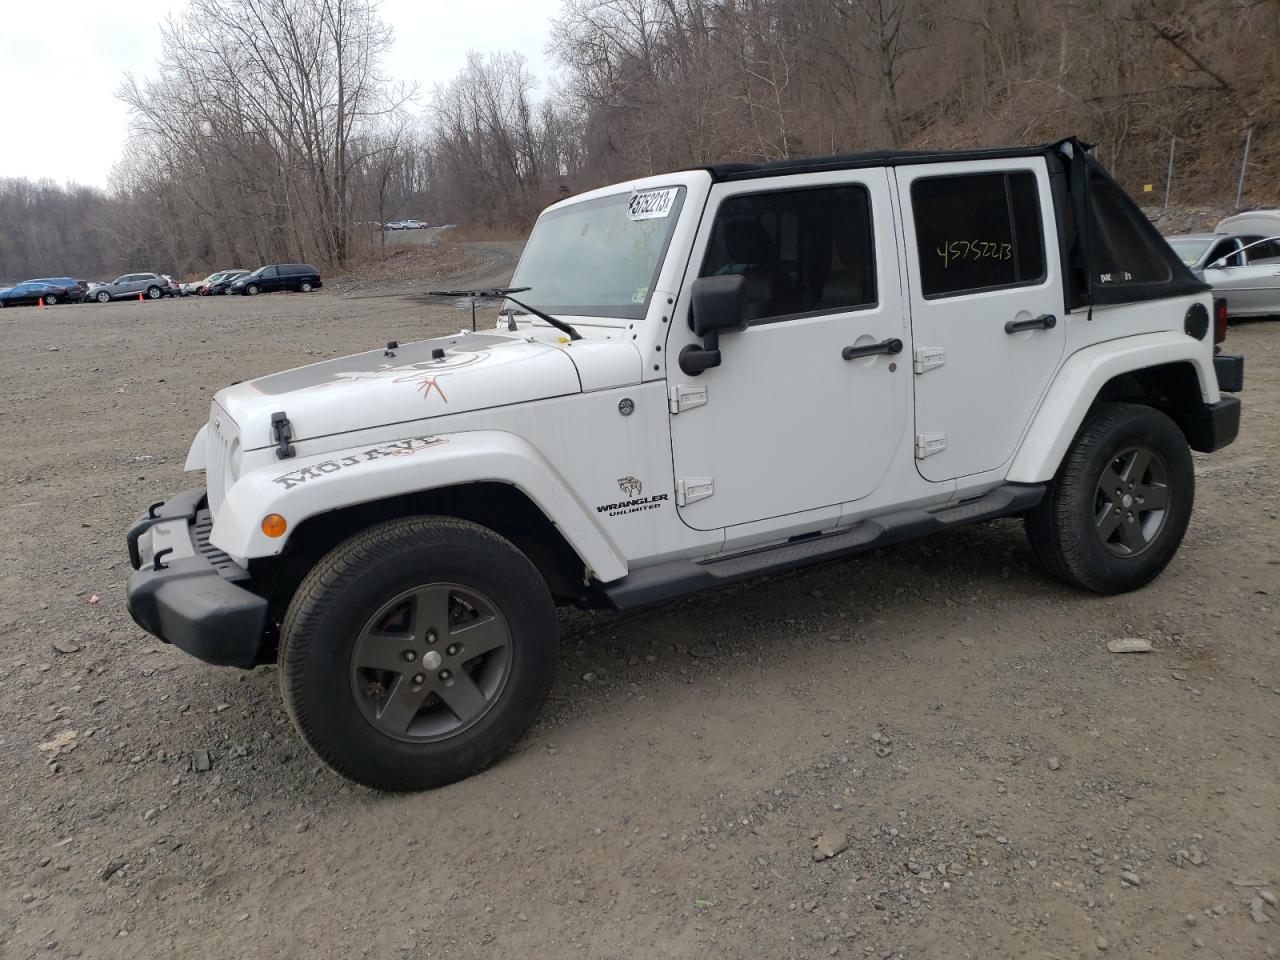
[215,332,582,449]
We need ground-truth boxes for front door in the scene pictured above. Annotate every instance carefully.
[894,160,1065,482]
[1207,236,1280,315]
[667,170,907,531]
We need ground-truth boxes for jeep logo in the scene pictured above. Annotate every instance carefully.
[617,476,642,497]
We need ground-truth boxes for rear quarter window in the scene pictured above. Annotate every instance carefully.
[911,171,1046,298]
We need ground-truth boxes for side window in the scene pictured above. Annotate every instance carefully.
[699,184,876,324]
[262,266,278,278]
[1207,239,1242,268]
[911,171,1046,298]
[1245,237,1280,265]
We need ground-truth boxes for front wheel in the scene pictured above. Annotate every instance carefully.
[1025,402,1194,594]
[45,294,58,305]
[279,516,559,791]
[246,284,260,296]
[96,291,110,303]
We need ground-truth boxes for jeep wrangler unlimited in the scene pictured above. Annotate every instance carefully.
[126,138,1243,791]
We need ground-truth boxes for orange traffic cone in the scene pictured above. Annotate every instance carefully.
[138,292,144,302]
[38,297,44,307]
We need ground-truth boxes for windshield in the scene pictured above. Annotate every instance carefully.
[509,186,685,320]
[1165,236,1214,267]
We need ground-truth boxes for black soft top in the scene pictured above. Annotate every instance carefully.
[694,137,1207,309]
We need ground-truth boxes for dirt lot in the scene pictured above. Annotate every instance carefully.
[0,267,1277,960]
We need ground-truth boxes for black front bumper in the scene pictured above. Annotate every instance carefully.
[125,489,268,668]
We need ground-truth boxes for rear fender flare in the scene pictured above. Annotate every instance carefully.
[1006,332,1217,483]
[209,430,629,581]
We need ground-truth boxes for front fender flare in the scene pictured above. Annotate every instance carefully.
[208,431,629,582]
[1006,332,1217,483]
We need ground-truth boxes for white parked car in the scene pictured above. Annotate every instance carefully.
[126,138,1242,791]
[1166,210,1280,318]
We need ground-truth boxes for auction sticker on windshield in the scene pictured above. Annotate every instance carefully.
[627,188,679,221]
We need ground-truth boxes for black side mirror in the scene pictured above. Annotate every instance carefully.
[680,275,748,375]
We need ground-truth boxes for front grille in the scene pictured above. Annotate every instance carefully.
[192,509,248,581]
[205,406,239,513]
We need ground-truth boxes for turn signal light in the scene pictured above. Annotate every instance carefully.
[261,514,288,538]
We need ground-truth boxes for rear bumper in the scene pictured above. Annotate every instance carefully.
[1213,353,1243,393]
[1183,396,1241,453]
[125,489,268,668]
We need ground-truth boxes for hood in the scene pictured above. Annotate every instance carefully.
[216,332,582,450]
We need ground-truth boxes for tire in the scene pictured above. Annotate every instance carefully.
[1025,402,1194,594]
[299,281,313,293]
[279,516,559,791]
[96,291,110,303]
[45,294,57,306]
[246,284,260,296]
[146,285,161,299]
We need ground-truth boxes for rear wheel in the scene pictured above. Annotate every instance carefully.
[279,516,559,791]
[1025,402,1194,594]
[146,285,161,299]
[45,294,58,305]
[300,281,313,293]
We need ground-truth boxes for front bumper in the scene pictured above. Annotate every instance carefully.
[125,489,268,668]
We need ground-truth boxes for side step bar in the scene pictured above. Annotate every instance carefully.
[601,483,1046,611]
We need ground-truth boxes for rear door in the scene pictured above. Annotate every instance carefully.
[894,160,1065,482]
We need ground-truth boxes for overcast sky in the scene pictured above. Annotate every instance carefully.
[0,0,560,189]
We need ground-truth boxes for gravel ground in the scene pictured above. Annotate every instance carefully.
[0,273,1276,960]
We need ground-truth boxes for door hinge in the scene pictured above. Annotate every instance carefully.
[913,346,945,374]
[676,477,714,506]
[915,433,947,459]
[668,383,708,414]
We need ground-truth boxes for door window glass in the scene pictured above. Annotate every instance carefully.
[911,171,1046,298]
[699,184,876,324]
[1244,237,1280,264]
[1206,239,1242,268]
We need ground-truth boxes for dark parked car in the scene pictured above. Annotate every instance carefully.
[26,277,88,303]
[229,263,321,295]
[201,269,249,295]
[0,280,76,307]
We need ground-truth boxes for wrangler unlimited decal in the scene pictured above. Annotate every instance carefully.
[596,492,669,518]
[273,436,447,489]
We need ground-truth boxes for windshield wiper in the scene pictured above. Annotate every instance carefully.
[429,286,582,341]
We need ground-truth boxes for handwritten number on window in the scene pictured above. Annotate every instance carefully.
[936,240,1014,268]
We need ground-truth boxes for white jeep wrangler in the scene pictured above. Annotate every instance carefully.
[126,138,1243,791]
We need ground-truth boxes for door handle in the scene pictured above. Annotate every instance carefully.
[842,337,903,360]
[1004,313,1057,334]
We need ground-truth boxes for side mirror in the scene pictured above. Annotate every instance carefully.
[1208,259,1227,270]
[680,275,748,375]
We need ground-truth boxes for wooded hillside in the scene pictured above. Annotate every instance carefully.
[2,0,1275,281]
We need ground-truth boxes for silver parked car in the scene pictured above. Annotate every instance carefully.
[1166,210,1280,318]
[90,272,169,303]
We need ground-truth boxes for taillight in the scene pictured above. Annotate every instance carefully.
[1213,298,1228,344]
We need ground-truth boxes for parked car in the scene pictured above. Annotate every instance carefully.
[25,277,88,303]
[162,275,184,298]
[126,136,1241,791]
[384,220,406,230]
[207,270,249,295]
[1166,210,1280,318]
[0,280,75,306]
[401,219,425,229]
[228,263,321,295]
[90,273,168,303]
